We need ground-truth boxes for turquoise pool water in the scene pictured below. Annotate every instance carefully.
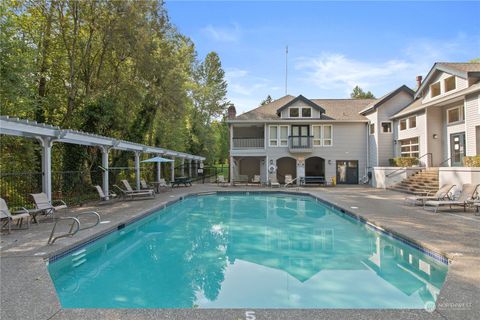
[48,193,448,309]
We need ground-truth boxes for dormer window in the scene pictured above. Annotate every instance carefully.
[301,108,311,117]
[430,82,441,98]
[444,76,456,92]
[289,108,299,117]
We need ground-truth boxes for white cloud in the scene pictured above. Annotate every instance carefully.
[294,34,480,96]
[201,23,242,42]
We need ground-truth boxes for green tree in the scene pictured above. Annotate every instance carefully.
[260,94,273,106]
[350,85,375,99]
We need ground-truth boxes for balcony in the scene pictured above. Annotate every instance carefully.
[232,137,264,149]
[289,136,313,153]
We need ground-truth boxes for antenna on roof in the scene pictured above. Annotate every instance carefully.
[285,45,288,96]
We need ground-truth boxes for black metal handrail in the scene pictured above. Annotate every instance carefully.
[438,157,451,167]
[288,136,313,149]
[386,153,432,178]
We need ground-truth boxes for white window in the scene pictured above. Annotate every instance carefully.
[369,123,375,135]
[447,106,464,124]
[400,137,419,158]
[430,82,441,98]
[269,125,278,146]
[408,116,416,129]
[323,125,332,146]
[279,125,288,146]
[289,108,299,117]
[301,108,312,117]
[444,76,456,92]
[400,119,407,131]
[312,125,322,146]
[381,122,392,133]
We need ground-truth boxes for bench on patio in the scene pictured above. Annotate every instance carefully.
[171,177,192,188]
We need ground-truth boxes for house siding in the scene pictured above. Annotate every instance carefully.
[465,93,480,156]
[395,111,428,164]
[422,71,468,104]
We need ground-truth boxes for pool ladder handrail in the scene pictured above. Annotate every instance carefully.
[47,211,101,245]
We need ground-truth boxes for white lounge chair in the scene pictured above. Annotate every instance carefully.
[31,192,68,222]
[121,180,155,196]
[0,198,31,233]
[217,175,228,186]
[94,185,117,202]
[270,176,280,188]
[113,184,155,200]
[251,175,261,185]
[424,184,479,213]
[284,174,294,187]
[405,184,455,206]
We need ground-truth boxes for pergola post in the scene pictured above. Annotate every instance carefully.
[188,159,192,178]
[134,151,141,190]
[156,154,162,183]
[180,158,185,177]
[38,137,54,202]
[100,146,110,200]
[171,157,175,182]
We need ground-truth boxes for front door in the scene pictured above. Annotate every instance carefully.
[291,125,309,148]
[336,160,358,184]
[450,132,466,167]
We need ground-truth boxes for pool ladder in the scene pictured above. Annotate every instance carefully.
[47,211,101,245]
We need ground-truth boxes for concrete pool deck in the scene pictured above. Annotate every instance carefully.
[1,184,479,320]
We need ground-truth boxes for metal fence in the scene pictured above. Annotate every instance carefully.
[0,164,230,208]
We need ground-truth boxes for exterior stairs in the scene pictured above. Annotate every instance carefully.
[389,168,439,195]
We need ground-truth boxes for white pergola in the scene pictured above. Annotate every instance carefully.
[0,116,205,201]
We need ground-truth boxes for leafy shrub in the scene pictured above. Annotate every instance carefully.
[388,157,418,167]
[464,156,480,167]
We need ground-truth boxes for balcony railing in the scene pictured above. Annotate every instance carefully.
[289,136,313,153]
[232,137,264,149]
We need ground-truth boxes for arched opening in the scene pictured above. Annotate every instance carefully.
[305,157,325,178]
[276,157,296,184]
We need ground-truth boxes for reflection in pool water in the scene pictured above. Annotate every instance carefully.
[48,194,448,308]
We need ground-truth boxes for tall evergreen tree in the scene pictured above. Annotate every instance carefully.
[350,85,376,99]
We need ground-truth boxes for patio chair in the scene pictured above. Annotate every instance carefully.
[94,185,117,202]
[0,198,31,233]
[121,180,155,196]
[251,175,261,185]
[284,174,294,187]
[113,185,155,200]
[141,179,155,190]
[424,184,479,213]
[269,176,280,188]
[217,175,228,186]
[404,184,455,206]
[31,192,68,222]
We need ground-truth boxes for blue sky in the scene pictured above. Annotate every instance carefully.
[166,1,480,114]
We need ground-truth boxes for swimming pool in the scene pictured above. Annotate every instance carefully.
[48,193,448,309]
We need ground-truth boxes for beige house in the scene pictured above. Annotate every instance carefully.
[227,62,480,187]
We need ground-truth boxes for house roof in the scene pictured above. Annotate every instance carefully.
[233,95,375,121]
[391,81,480,119]
[415,62,480,99]
[276,94,326,114]
[359,85,414,115]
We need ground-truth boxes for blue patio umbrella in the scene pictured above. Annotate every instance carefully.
[141,156,174,163]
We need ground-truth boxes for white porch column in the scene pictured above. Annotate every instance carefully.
[134,151,141,190]
[188,159,192,177]
[230,156,234,184]
[38,137,54,202]
[171,157,175,182]
[180,158,185,176]
[100,146,110,200]
[156,154,161,183]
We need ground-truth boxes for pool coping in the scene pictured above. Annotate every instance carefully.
[48,189,450,266]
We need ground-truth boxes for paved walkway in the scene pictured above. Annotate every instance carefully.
[1,184,479,320]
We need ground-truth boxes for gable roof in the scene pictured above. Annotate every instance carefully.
[233,95,374,121]
[415,62,480,99]
[359,85,414,115]
[276,94,326,114]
